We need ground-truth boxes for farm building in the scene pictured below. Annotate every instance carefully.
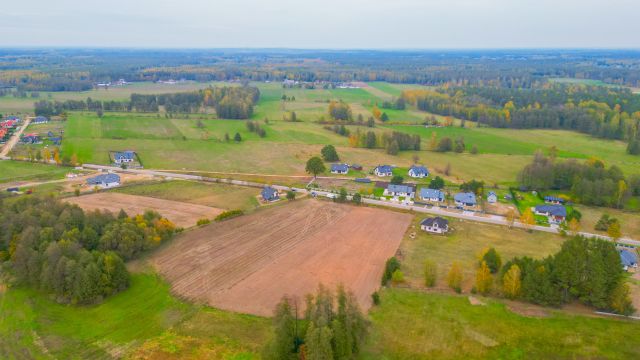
[534,204,567,224]
[544,196,566,205]
[261,186,279,202]
[32,116,49,124]
[454,192,476,208]
[113,151,136,164]
[374,165,393,177]
[408,165,429,178]
[487,191,497,204]
[619,249,638,271]
[351,164,363,170]
[420,217,449,234]
[385,184,415,197]
[330,163,349,174]
[420,188,445,202]
[87,173,121,188]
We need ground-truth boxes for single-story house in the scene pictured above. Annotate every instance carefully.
[420,188,445,203]
[487,191,497,204]
[32,116,49,124]
[261,186,279,202]
[544,196,566,205]
[385,184,415,197]
[420,217,449,234]
[454,192,477,208]
[374,165,393,177]
[330,163,349,175]
[534,204,567,224]
[87,173,121,188]
[113,151,136,164]
[351,164,363,171]
[619,249,638,271]
[21,134,41,144]
[6,187,19,193]
[49,137,62,145]
[408,165,429,178]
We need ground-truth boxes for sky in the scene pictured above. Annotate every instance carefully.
[1,0,639,49]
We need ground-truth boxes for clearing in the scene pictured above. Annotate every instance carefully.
[65,192,222,228]
[151,199,412,316]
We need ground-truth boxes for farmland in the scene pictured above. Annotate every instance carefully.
[65,192,223,228]
[151,199,412,316]
[0,160,70,184]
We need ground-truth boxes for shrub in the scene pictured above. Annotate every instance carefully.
[424,260,437,287]
[196,218,211,226]
[381,257,401,285]
[215,209,244,221]
[391,270,405,284]
[286,191,296,201]
[371,291,380,305]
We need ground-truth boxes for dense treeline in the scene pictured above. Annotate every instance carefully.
[501,236,634,315]
[5,49,640,90]
[347,129,420,154]
[402,85,640,150]
[518,153,639,208]
[263,285,368,359]
[0,197,176,304]
[34,86,260,119]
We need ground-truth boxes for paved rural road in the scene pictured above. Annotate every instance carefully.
[83,164,640,247]
[0,117,31,159]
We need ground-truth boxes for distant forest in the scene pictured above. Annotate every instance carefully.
[2,49,640,91]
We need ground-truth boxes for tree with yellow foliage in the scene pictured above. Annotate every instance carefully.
[70,153,78,166]
[475,261,493,295]
[519,208,535,230]
[607,221,622,242]
[617,180,627,208]
[371,104,382,120]
[53,148,61,165]
[42,148,51,163]
[429,132,437,151]
[568,218,580,233]
[447,261,463,293]
[502,264,521,299]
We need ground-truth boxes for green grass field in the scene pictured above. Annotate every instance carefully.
[364,289,640,359]
[115,180,261,211]
[0,160,70,184]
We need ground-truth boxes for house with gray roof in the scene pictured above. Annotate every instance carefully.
[374,165,393,177]
[420,188,445,203]
[619,249,638,271]
[32,116,49,124]
[261,186,280,202]
[454,192,476,208]
[113,151,136,164]
[534,204,567,224]
[408,165,429,178]
[487,191,497,204]
[544,196,565,205]
[421,217,449,234]
[87,173,121,188]
[385,184,415,197]
[330,163,349,175]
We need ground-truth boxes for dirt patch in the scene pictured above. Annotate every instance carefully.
[151,199,412,316]
[506,300,550,318]
[65,192,222,228]
[468,296,486,306]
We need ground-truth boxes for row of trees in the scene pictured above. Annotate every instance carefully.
[263,286,368,359]
[518,153,637,208]
[34,86,260,119]
[0,197,176,304]
[347,129,420,155]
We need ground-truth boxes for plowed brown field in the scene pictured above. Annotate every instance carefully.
[151,199,412,316]
[65,192,222,228]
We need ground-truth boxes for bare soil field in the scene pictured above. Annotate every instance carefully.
[151,199,412,316]
[65,192,222,228]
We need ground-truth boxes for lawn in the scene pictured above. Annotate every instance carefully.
[115,180,261,211]
[575,205,640,239]
[0,273,271,359]
[399,216,565,290]
[0,160,70,184]
[363,289,640,359]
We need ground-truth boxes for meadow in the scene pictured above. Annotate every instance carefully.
[0,160,70,184]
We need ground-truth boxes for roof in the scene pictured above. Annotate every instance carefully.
[387,184,415,194]
[331,163,349,172]
[421,217,449,228]
[488,191,496,197]
[454,192,476,204]
[409,165,429,176]
[375,165,393,173]
[544,196,565,203]
[355,178,371,183]
[619,250,637,267]
[33,116,48,122]
[87,173,120,185]
[114,151,135,161]
[420,188,445,201]
[535,204,567,217]
[261,186,278,199]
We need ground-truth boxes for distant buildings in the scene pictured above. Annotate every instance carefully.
[454,192,477,208]
[421,217,449,234]
[87,173,121,188]
[420,188,445,203]
[330,163,349,175]
[374,165,393,177]
[261,186,280,202]
[619,249,638,272]
[408,165,429,178]
[385,184,415,198]
[113,151,136,164]
[487,191,497,204]
[534,204,567,224]
[31,116,49,124]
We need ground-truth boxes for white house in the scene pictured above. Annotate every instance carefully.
[408,165,429,178]
[374,165,393,177]
[454,192,477,208]
[420,217,449,234]
[87,173,121,188]
[487,191,497,204]
[330,163,349,175]
[385,184,415,197]
[113,151,136,164]
[420,188,445,203]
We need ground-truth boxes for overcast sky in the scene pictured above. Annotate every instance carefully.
[1,0,639,49]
